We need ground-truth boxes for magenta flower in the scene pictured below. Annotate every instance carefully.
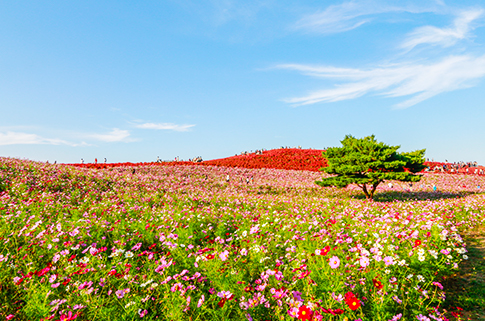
[132,243,142,251]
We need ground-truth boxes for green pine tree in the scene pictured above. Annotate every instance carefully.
[316,135,426,200]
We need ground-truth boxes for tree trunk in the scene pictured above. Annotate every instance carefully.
[369,182,379,200]
[362,184,371,199]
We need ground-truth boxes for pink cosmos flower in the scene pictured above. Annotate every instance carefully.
[287,307,299,318]
[219,250,229,261]
[59,311,78,321]
[132,243,142,251]
[115,290,125,299]
[198,294,205,307]
[217,291,233,299]
[329,256,340,269]
[138,309,148,318]
[383,256,394,266]
[359,256,370,268]
[49,274,57,283]
[52,254,60,263]
[440,249,450,255]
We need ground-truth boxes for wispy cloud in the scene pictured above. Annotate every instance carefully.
[293,0,439,34]
[89,128,132,142]
[401,8,484,51]
[0,131,77,146]
[278,54,485,108]
[135,123,195,132]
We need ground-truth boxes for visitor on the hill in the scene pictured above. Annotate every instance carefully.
[81,158,84,164]
[95,158,97,164]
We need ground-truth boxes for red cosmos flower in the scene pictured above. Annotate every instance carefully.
[414,239,422,247]
[372,278,383,290]
[218,298,227,308]
[298,270,311,279]
[298,305,313,320]
[344,292,361,311]
[320,245,331,256]
[206,254,215,260]
[346,297,360,311]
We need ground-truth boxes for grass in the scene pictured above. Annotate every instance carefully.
[444,226,485,320]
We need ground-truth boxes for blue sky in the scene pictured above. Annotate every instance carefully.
[1,0,485,164]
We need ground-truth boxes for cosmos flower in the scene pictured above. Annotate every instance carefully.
[329,256,340,269]
[359,256,370,268]
[298,305,313,320]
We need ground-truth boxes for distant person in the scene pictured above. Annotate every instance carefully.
[132,169,136,174]
[104,158,107,163]
[81,158,84,164]
[226,175,230,183]
[388,182,393,189]
[433,185,437,192]
[95,158,98,164]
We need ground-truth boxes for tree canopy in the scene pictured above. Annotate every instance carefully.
[316,135,426,200]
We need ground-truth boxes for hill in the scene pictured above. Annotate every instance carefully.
[68,148,328,171]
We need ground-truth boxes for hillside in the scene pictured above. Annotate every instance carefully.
[66,148,484,175]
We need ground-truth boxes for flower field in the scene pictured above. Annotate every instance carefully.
[68,148,328,172]
[1,157,485,321]
[67,149,484,177]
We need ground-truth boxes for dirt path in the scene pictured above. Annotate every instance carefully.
[443,227,485,320]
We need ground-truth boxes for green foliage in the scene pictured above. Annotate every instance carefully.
[0,178,6,193]
[316,135,426,199]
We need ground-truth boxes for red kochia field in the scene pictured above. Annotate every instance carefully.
[67,149,483,176]
[68,148,327,171]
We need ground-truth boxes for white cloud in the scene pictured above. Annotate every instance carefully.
[293,0,438,34]
[89,128,131,142]
[279,54,485,108]
[0,131,77,146]
[135,123,195,132]
[401,8,484,51]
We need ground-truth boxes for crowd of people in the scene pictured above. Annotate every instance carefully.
[425,160,484,175]
[235,146,305,157]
